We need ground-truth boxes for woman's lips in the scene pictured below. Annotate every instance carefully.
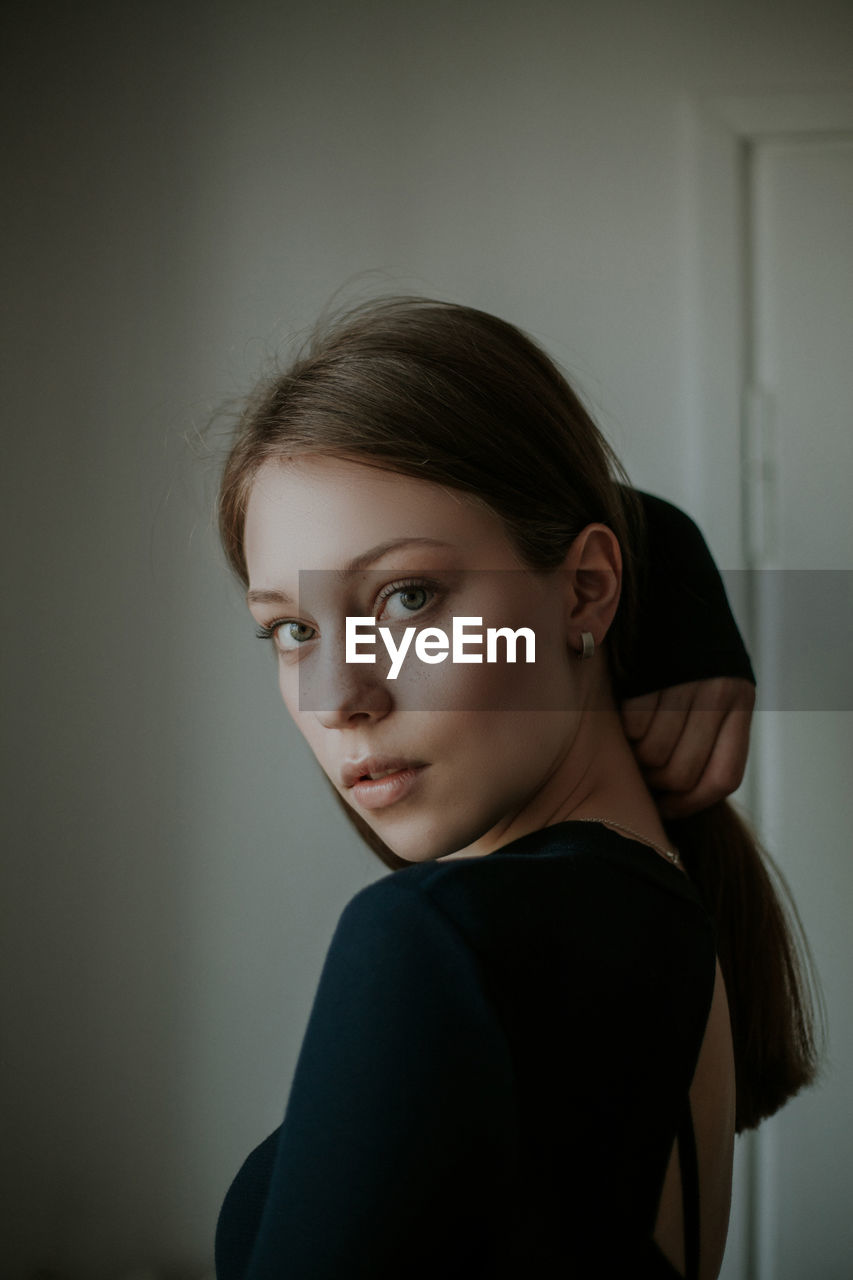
[350,765,427,810]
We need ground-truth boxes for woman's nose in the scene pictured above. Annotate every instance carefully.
[303,651,394,728]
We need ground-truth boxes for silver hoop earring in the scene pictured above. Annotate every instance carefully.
[577,631,595,660]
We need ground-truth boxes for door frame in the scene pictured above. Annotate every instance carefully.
[686,90,853,565]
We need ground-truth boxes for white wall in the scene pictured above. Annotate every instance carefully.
[3,2,852,1276]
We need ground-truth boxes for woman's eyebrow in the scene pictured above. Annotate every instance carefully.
[246,537,455,606]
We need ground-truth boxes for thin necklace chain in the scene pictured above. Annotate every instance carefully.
[583,817,683,868]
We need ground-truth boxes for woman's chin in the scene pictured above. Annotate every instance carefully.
[366,813,469,865]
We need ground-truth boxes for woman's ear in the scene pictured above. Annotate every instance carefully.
[559,523,623,649]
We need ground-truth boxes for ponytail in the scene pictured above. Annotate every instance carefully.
[664,799,825,1132]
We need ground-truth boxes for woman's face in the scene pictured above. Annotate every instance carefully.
[243,455,619,863]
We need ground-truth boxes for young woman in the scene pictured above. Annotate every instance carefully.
[213,298,821,1279]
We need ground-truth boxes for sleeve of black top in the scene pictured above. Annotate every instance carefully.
[615,488,756,701]
[240,875,516,1280]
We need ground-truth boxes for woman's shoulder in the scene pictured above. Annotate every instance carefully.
[356,821,709,913]
[335,821,715,971]
[328,829,717,1079]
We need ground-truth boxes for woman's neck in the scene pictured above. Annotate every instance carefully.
[545,707,677,855]
[442,699,676,864]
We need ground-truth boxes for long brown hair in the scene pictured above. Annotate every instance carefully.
[218,295,823,1132]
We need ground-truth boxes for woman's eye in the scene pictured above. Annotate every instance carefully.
[376,580,435,622]
[279,622,316,650]
[256,620,317,652]
[254,579,439,651]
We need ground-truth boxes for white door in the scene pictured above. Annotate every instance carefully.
[746,133,853,1280]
